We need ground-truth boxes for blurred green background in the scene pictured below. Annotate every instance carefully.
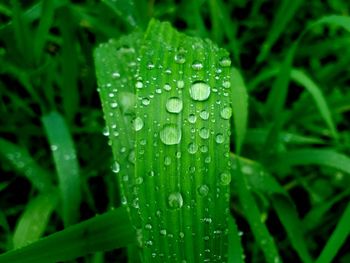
[0,0,350,262]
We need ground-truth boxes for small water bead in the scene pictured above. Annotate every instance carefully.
[109,161,120,174]
[112,72,120,78]
[215,133,224,144]
[166,97,183,113]
[188,143,198,154]
[142,98,150,106]
[128,150,136,164]
[174,54,186,64]
[145,224,152,230]
[148,170,155,177]
[199,127,210,139]
[135,176,143,185]
[155,88,162,94]
[192,61,203,70]
[110,102,118,108]
[135,81,143,89]
[198,184,209,196]
[164,156,172,166]
[200,110,209,120]
[147,62,155,70]
[160,124,182,145]
[222,81,231,89]
[190,81,211,101]
[219,57,231,67]
[102,126,110,136]
[168,192,183,209]
[220,172,231,185]
[200,145,208,153]
[188,114,197,124]
[163,83,171,91]
[177,80,185,89]
[160,229,167,236]
[220,107,232,119]
[133,117,144,131]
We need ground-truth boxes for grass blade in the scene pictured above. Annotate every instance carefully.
[291,69,338,140]
[0,208,135,263]
[228,216,244,263]
[0,138,53,192]
[270,148,350,175]
[42,111,81,227]
[231,68,248,154]
[13,191,58,249]
[316,202,350,263]
[257,0,303,62]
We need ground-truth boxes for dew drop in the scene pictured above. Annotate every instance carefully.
[135,81,143,89]
[188,142,198,154]
[168,192,183,209]
[164,156,172,166]
[222,81,231,89]
[102,126,110,136]
[192,61,203,70]
[128,150,135,164]
[220,107,232,119]
[145,224,152,230]
[160,124,182,145]
[177,80,185,89]
[219,57,231,67]
[133,117,144,131]
[166,97,183,113]
[198,184,209,196]
[112,72,120,78]
[220,172,231,185]
[142,98,150,106]
[174,54,186,64]
[190,81,211,101]
[111,161,120,173]
[163,83,171,91]
[110,102,118,108]
[160,229,167,236]
[215,133,224,144]
[188,114,197,124]
[199,127,210,139]
[200,110,209,120]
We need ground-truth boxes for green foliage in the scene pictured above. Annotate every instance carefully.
[0,0,350,262]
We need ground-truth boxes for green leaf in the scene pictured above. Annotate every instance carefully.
[42,111,81,227]
[0,208,135,263]
[270,149,350,175]
[0,138,53,192]
[231,68,248,154]
[316,202,350,263]
[228,216,245,263]
[291,69,338,140]
[13,191,58,249]
[257,0,303,62]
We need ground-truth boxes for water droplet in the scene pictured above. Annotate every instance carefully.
[168,192,183,209]
[148,170,155,177]
[142,98,150,106]
[199,127,210,139]
[163,83,171,91]
[50,145,58,151]
[102,127,110,136]
[188,114,197,124]
[192,61,203,70]
[200,145,208,153]
[155,88,162,94]
[198,184,209,196]
[200,110,209,120]
[160,124,182,145]
[164,156,172,166]
[111,161,120,173]
[220,107,232,119]
[110,102,118,108]
[190,81,211,101]
[174,54,186,64]
[222,81,231,88]
[166,97,183,113]
[145,224,152,230]
[160,229,167,236]
[135,176,143,185]
[177,80,185,89]
[188,143,198,154]
[135,81,143,89]
[147,62,155,69]
[220,172,231,185]
[112,72,120,78]
[128,150,135,164]
[133,117,144,131]
[215,133,224,144]
[219,57,231,67]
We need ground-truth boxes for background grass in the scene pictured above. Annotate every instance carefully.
[0,0,350,262]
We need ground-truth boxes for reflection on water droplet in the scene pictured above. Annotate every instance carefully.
[111,161,120,173]
[219,57,231,67]
[199,127,210,139]
[220,172,231,185]
[215,133,224,144]
[166,97,183,113]
[133,117,144,131]
[190,81,211,101]
[192,61,203,70]
[198,184,209,196]
[135,81,143,89]
[168,192,183,209]
[160,124,182,145]
[188,143,198,154]
[220,107,232,119]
